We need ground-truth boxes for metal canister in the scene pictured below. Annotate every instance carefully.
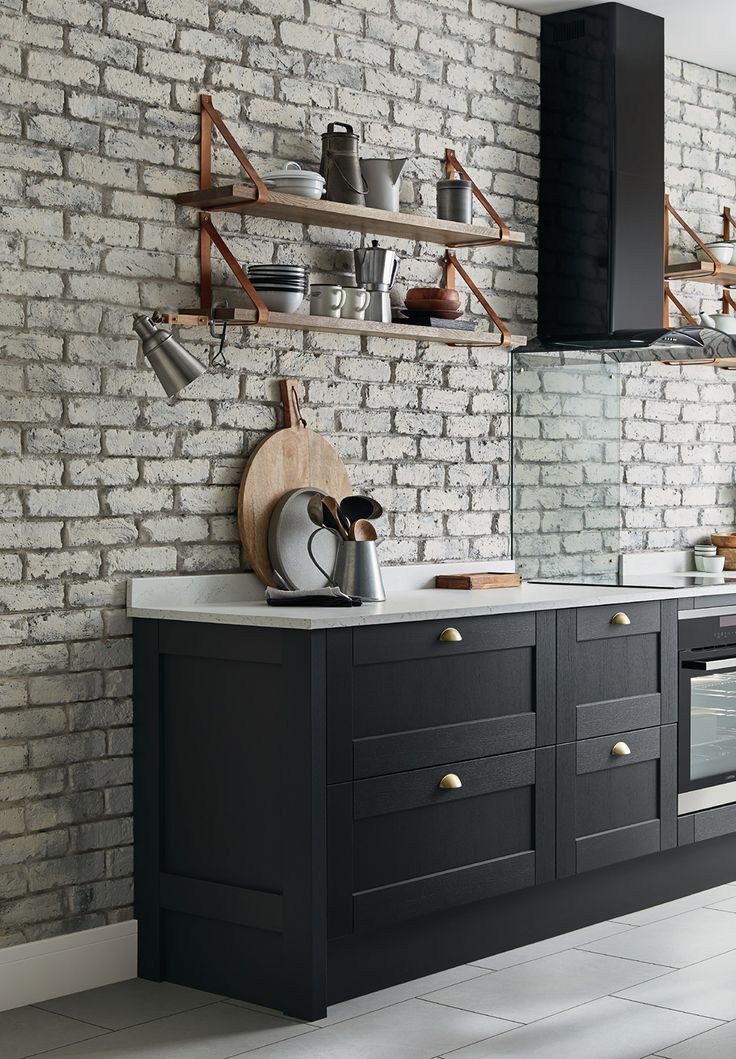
[320,122,367,207]
[436,177,473,224]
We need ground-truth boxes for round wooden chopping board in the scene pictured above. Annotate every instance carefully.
[237,379,352,587]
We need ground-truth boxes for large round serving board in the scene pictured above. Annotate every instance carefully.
[237,379,352,587]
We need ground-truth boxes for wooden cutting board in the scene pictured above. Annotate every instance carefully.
[435,572,523,590]
[237,379,352,587]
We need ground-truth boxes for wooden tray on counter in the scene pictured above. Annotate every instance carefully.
[435,572,523,590]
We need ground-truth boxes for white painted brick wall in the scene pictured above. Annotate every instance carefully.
[0,0,542,947]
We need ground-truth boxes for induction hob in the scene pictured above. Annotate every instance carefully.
[531,572,736,590]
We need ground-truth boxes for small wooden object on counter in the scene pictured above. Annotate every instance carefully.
[434,572,523,590]
[237,379,351,587]
[712,533,736,548]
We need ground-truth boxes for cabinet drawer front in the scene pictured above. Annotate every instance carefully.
[557,725,677,879]
[355,750,535,819]
[353,612,536,665]
[354,714,535,779]
[576,601,661,641]
[576,693,661,739]
[328,748,556,935]
[576,726,661,774]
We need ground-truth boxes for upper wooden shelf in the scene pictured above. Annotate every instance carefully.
[165,305,526,348]
[665,260,736,286]
[175,185,526,249]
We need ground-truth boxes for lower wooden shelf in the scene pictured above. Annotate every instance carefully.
[665,260,736,286]
[167,306,527,347]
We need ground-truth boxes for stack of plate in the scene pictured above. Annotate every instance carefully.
[247,264,309,313]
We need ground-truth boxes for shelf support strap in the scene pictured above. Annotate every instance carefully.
[200,214,270,324]
[444,251,511,346]
[445,149,511,242]
[663,280,697,327]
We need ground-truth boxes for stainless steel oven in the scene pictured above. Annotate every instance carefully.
[679,607,736,814]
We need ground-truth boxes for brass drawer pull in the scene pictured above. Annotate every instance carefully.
[439,773,462,789]
[611,741,631,757]
[610,612,631,626]
[439,627,462,643]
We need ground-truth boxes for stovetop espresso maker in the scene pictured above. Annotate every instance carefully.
[353,239,400,323]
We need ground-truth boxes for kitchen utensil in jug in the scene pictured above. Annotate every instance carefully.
[360,157,408,212]
[307,531,386,602]
[320,122,367,207]
[340,494,384,522]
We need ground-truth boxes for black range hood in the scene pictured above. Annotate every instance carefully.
[530,2,736,364]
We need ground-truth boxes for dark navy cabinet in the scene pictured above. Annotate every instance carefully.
[133,599,736,1021]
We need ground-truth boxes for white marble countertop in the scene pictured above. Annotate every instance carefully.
[127,562,736,631]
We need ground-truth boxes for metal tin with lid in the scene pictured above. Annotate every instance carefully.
[436,177,473,224]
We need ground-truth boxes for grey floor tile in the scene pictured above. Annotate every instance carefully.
[468,920,634,969]
[419,947,667,1023]
[0,1006,105,1059]
[435,996,720,1059]
[616,948,736,1021]
[37,978,222,1030]
[706,895,736,915]
[238,998,515,1059]
[580,908,736,968]
[657,1019,736,1057]
[611,885,736,926]
[306,964,492,1027]
[31,1002,314,1058]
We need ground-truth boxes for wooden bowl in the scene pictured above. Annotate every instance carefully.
[406,287,460,310]
[716,547,736,570]
[712,533,736,548]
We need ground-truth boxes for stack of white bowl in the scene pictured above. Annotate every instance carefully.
[263,162,325,201]
[247,264,309,313]
[694,543,724,572]
[696,241,734,265]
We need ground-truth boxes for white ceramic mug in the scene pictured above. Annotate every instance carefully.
[310,284,346,318]
[341,286,370,320]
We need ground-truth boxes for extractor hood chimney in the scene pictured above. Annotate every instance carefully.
[530,2,736,365]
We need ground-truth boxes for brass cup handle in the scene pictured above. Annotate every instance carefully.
[439,773,462,789]
[611,741,632,757]
[610,612,631,625]
[439,627,462,642]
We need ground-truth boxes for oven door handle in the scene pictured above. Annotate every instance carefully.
[683,657,736,672]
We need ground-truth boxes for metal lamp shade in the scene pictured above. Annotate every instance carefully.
[133,315,206,398]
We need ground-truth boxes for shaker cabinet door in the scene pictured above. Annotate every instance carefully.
[328,748,555,937]
[327,611,556,785]
[557,724,677,878]
[556,601,678,742]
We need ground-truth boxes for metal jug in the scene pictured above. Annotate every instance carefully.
[320,122,366,206]
[360,157,408,212]
[307,532,386,602]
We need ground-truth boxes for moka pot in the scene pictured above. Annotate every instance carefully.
[353,239,400,322]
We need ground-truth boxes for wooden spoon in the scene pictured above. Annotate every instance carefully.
[323,496,349,540]
[349,518,378,542]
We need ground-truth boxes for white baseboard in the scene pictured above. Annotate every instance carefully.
[0,920,137,1012]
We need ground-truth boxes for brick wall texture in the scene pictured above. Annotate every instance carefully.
[0,0,734,944]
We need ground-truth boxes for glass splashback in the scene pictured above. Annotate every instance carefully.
[512,351,621,579]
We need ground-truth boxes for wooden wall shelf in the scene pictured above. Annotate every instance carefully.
[665,260,736,286]
[175,185,525,249]
[165,306,526,348]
